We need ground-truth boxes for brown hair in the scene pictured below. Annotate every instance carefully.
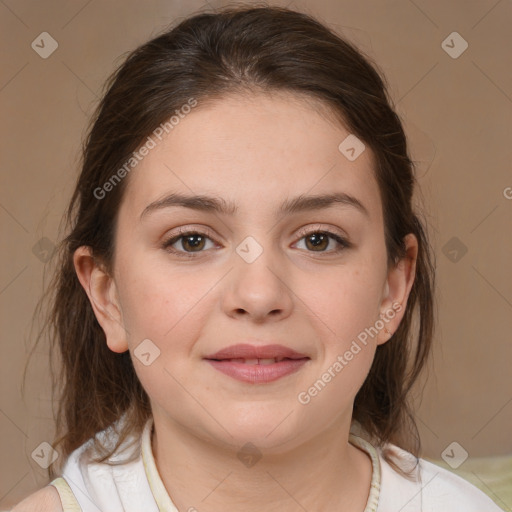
[26,3,435,481]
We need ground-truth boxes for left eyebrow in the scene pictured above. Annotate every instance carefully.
[139,191,369,221]
[278,192,369,218]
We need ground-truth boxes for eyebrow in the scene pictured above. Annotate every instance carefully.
[139,191,369,221]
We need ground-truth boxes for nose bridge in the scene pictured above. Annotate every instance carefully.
[222,232,293,320]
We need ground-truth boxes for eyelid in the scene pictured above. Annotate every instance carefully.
[163,225,218,242]
[164,223,347,241]
[295,223,347,240]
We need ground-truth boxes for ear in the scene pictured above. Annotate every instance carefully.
[73,246,129,353]
[376,233,418,345]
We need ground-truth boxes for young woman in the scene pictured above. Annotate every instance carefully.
[13,4,505,511]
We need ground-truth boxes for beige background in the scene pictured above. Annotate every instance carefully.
[1,0,511,508]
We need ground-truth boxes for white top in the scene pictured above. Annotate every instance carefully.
[49,417,505,511]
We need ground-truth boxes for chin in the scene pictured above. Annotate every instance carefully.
[219,411,303,449]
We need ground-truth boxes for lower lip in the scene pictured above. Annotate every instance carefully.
[205,358,309,383]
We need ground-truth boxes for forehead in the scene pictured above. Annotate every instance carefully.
[118,92,382,222]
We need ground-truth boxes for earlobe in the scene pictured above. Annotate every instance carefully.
[377,233,418,345]
[73,246,129,353]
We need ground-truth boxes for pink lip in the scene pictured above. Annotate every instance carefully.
[205,343,308,360]
[204,343,310,384]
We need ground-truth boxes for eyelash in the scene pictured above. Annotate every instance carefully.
[161,225,351,259]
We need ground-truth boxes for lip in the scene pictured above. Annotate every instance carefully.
[205,343,309,360]
[204,343,310,384]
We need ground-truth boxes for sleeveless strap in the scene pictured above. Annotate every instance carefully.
[49,477,83,511]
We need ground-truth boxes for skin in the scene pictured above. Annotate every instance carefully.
[73,91,417,512]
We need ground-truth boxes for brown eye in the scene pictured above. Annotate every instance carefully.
[179,233,207,252]
[304,232,330,251]
[295,229,350,254]
[162,229,216,257]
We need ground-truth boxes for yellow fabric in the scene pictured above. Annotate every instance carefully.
[349,434,381,512]
[425,455,512,511]
[49,477,83,511]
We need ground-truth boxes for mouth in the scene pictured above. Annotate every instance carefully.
[208,357,302,364]
[204,343,310,383]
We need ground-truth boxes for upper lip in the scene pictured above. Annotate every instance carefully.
[205,344,309,360]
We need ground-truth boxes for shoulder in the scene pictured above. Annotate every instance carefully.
[11,485,63,512]
[378,444,505,511]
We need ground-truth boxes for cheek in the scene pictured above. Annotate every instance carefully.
[298,268,382,413]
[304,262,385,345]
[115,259,213,406]
[117,254,213,341]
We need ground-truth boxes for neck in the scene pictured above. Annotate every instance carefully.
[150,415,373,512]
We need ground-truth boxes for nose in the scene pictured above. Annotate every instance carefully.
[221,242,294,323]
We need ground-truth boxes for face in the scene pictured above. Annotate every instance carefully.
[75,92,416,452]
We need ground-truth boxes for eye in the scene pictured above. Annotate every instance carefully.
[294,227,350,254]
[161,225,351,259]
[162,228,217,258]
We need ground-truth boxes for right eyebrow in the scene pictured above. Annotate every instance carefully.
[140,193,238,220]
